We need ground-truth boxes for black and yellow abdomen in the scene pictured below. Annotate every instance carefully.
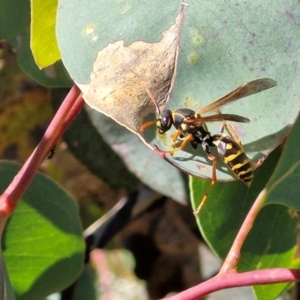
[213,134,253,186]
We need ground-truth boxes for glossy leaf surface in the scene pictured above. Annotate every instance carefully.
[0,161,85,300]
[56,0,299,186]
[0,0,71,86]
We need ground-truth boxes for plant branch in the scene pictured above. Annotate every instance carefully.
[0,84,83,224]
[220,188,267,272]
[164,268,300,300]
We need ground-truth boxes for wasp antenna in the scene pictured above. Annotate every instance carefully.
[145,89,161,115]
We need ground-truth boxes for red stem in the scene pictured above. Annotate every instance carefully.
[0,85,82,218]
[53,92,85,143]
[220,188,267,272]
[164,268,300,300]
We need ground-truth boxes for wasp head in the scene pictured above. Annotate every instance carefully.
[143,89,173,134]
[156,109,173,134]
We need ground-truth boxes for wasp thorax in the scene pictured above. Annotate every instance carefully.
[156,109,173,134]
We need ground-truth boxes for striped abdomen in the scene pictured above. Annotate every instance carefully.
[212,134,253,186]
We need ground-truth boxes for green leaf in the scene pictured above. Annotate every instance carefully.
[31,0,61,68]
[191,146,300,299]
[251,114,300,299]
[2,255,17,300]
[0,0,71,87]
[244,206,299,299]
[73,265,97,300]
[57,1,180,84]
[56,0,298,194]
[190,146,281,250]
[264,114,300,209]
[0,161,85,300]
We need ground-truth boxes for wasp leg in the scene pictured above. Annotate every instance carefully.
[163,133,194,155]
[170,130,181,143]
[140,120,157,132]
[193,153,217,216]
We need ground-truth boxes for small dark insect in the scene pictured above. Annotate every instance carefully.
[47,145,56,159]
[140,78,277,215]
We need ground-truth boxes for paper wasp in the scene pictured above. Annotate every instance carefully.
[140,78,277,215]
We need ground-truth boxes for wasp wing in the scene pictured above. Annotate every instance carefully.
[197,78,276,114]
[186,113,250,125]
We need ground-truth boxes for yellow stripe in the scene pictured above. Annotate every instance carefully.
[239,172,253,187]
[231,159,251,171]
[243,175,254,180]
[237,167,253,175]
[223,149,243,163]
[242,174,254,182]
